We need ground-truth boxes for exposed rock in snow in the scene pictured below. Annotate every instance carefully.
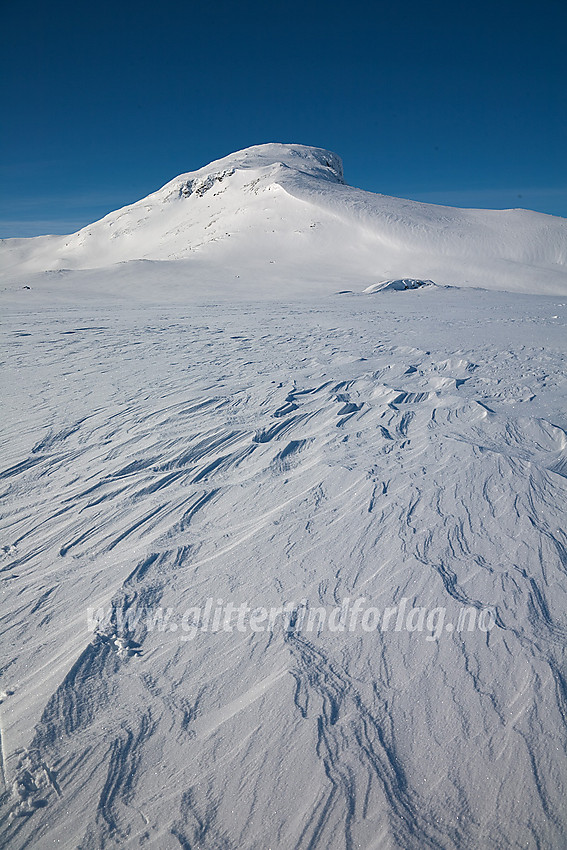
[363,278,436,292]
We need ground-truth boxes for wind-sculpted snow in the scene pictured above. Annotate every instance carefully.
[1,289,566,848]
[363,279,436,293]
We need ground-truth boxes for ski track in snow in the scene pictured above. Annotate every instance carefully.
[0,292,566,849]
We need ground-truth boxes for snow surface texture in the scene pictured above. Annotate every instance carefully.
[2,293,567,850]
[1,142,566,296]
[1,146,567,849]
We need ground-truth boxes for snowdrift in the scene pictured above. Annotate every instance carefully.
[363,278,436,293]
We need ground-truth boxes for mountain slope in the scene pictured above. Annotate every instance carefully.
[1,144,567,850]
[1,143,566,294]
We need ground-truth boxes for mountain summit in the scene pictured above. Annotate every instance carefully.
[2,143,566,294]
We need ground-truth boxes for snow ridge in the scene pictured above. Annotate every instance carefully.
[1,293,566,848]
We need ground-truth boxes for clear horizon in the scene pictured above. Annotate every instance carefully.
[2,0,566,238]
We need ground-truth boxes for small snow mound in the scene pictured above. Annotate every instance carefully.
[363,278,436,293]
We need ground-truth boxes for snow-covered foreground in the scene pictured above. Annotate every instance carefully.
[1,286,566,849]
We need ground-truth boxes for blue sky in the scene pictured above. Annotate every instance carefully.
[1,0,566,237]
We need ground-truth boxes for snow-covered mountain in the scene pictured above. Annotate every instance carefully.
[2,143,566,295]
[1,146,567,850]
